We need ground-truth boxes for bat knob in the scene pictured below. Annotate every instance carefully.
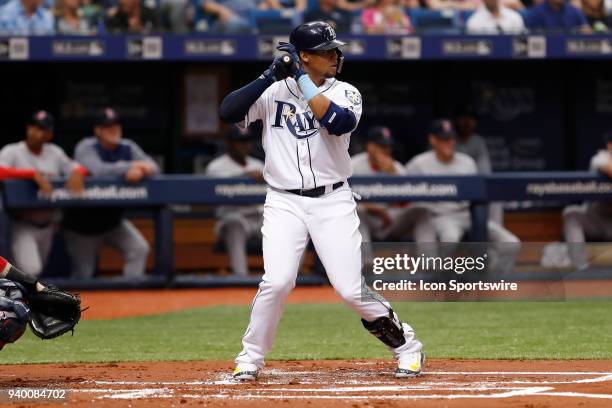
[282,55,291,64]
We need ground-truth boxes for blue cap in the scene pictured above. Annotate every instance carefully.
[95,107,120,127]
[429,119,456,139]
[367,126,394,145]
[28,110,54,130]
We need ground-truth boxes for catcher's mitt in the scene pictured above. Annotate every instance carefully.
[26,286,81,340]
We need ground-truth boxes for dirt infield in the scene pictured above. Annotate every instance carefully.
[2,359,611,407]
[80,287,340,319]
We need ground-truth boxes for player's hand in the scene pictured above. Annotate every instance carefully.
[133,160,156,176]
[33,171,53,197]
[262,55,291,82]
[276,43,305,79]
[245,170,264,183]
[65,170,84,195]
[125,166,145,183]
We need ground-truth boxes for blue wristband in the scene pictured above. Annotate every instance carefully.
[297,74,320,102]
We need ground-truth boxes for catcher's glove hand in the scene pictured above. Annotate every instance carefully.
[26,285,81,340]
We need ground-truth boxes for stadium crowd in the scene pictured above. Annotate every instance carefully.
[0,0,611,35]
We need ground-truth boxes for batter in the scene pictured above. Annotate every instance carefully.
[219,21,424,381]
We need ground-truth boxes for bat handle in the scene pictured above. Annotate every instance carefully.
[282,55,291,65]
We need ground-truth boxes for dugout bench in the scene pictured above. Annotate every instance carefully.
[0,173,610,288]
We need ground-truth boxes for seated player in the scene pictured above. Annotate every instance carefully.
[0,111,85,277]
[351,126,431,257]
[205,126,265,276]
[563,131,612,269]
[63,108,158,279]
[405,119,519,275]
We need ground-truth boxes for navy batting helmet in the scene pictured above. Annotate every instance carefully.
[289,21,346,73]
[0,279,29,350]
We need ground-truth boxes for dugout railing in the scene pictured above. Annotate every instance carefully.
[1,173,611,288]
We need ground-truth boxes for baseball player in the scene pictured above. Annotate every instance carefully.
[219,21,424,381]
[351,126,432,255]
[563,131,612,269]
[0,111,85,277]
[405,119,519,273]
[205,126,265,276]
[0,256,81,350]
[62,108,158,279]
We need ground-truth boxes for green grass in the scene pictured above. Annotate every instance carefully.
[2,301,611,364]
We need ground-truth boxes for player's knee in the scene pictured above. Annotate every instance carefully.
[128,239,150,260]
[439,230,462,243]
[265,278,295,297]
[335,285,361,305]
[562,206,583,224]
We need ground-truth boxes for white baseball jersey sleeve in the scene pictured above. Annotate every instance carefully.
[239,77,363,190]
[0,141,79,177]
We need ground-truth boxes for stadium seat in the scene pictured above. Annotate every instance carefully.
[407,9,461,34]
[249,9,302,34]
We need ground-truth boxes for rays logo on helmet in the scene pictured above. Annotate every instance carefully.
[345,90,362,106]
[272,100,320,139]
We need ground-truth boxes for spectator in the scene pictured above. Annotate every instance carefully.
[581,0,612,31]
[62,108,158,279]
[337,0,375,12]
[105,0,163,33]
[204,126,264,276]
[201,0,257,33]
[303,0,353,33]
[361,0,412,34]
[426,0,480,11]
[525,0,592,32]
[404,119,519,246]
[0,111,85,277]
[260,0,306,12]
[0,0,55,35]
[160,0,193,33]
[563,131,612,269]
[55,0,96,35]
[466,0,526,32]
[351,126,432,259]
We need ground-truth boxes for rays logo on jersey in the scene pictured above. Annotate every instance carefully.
[345,90,362,105]
[272,100,320,139]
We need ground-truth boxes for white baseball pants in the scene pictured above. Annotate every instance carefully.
[236,185,422,368]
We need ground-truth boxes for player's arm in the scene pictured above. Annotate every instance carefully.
[590,153,612,178]
[277,43,358,136]
[219,57,290,124]
[0,256,44,294]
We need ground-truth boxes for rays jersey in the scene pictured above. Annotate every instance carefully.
[240,77,363,190]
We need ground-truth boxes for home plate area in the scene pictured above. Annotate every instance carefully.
[4,360,612,407]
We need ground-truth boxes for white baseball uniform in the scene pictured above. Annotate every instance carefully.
[563,149,612,268]
[205,153,265,276]
[0,141,80,276]
[235,77,422,369]
[405,150,519,275]
[405,150,518,243]
[351,152,431,244]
